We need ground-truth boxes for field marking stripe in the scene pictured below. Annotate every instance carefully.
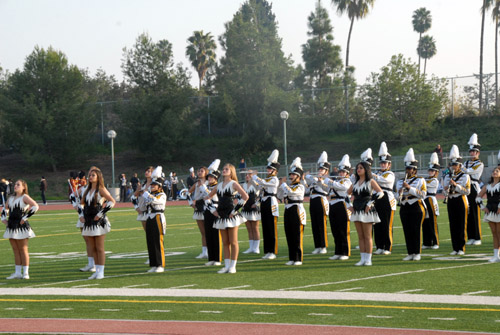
[0,298,500,313]
[279,262,489,291]
[462,290,490,296]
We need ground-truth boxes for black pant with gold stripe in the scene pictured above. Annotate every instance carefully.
[284,206,304,262]
[374,193,394,251]
[204,211,222,262]
[309,197,328,249]
[400,201,425,255]
[466,187,481,241]
[329,201,350,256]
[422,197,439,247]
[261,198,278,255]
[146,214,165,268]
[448,196,468,252]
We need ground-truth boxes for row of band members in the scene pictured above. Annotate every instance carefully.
[2,135,500,279]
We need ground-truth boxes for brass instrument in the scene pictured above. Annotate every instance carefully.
[397,173,408,206]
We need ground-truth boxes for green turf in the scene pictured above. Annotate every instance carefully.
[0,203,499,332]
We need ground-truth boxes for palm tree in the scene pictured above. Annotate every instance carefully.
[412,7,432,74]
[480,0,493,114]
[186,30,217,91]
[488,0,500,109]
[417,35,437,76]
[331,0,375,131]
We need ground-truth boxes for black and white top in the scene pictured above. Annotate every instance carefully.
[212,180,246,229]
[241,182,261,221]
[305,174,330,215]
[131,182,151,222]
[350,181,380,223]
[142,189,167,234]
[464,159,484,193]
[425,177,440,216]
[2,195,38,239]
[480,182,500,223]
[443,171,471,200]
[373,170,396,210]
[280,182,307,226]
[396,176,427,206]
[252,175,279,217]
[79,189,114,236]
[188,181,208,220]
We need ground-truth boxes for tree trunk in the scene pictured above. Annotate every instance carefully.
[496,17,498,111]
[418,32,422,75]
[423,58,427,77]
[344,17,355,132]
[480,0,486,114]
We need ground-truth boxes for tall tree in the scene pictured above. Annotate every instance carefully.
[480,0,491,114]
[331,0,375,131]
[301,0,343,121]
[488,0,500,110]
[121,33,175,91]
[417,35,437,76]
[412,7,432,74]
[360,54,448,143]
[216,0,297,150]
[1,47,94,171]
[186,30,217,91]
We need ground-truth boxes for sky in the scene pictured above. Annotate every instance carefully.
[0,0,498,89]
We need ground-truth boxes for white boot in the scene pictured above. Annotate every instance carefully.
[243,240,253,254]
[6,265,22,280]
[489,249,500,263]
[228,259,237,273]
[355,253,365,266]
[364,253,372,266]
[218,259,230,273]
[22,266,30,279]
[253,239,260,254]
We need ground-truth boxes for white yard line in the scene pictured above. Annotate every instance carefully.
[149,310,170,313]
[71,284,100,288]
[278,262,490,291]
[99,309,120,312]
[52,308,73,311]
[121,284,150,288]
[221,285,251,290]
[367,315,393,319]
[5,307,24,310]
[395,289,424,294]
[167,284,197,289]
[253,312,276,315]
[308,313,333,316]
[335,287,363,292]
[462,290,490,296]
[3,287,500,306]
[199,310,223,314]
[428,317,456,321]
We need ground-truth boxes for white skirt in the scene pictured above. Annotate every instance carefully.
[241,210,261,221]
[82,218,111,236]
[213,214,247,229]
[136,212,147,222]
[193,210,204,221]
[350,210,380,224]
[3,227,35,239]
[483,211,500,223]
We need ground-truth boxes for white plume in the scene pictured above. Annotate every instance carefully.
[404,148,416,164]
[267,149,279,164]
[378,142,389,156]
[468,133,479,147]
[338,154,351,169]
[151,166,163,179]
[317,151,328,165]
[498,150,500,161]
[360,148,373,162]
[291,157,303,170]
[429,152,439,166]
[208,159,221,172]
[189,167,194,173]
[449,145,460,160]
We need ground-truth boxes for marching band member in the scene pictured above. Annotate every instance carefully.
[321,154,352,260]
[348,149,383,266]
[476,166,500,263]
[131,166,153,265]
[141,166,167,273]
[206,163,248,273]
[78,168,115,279]
[305,152,330,255]
[422,153,441,249]
[280,158,306,265]
[397,149,427,261]
[373,142,396,255]
[1,180,38,279]
[186,166,209,259]
[443,145,471,256]
[464,134,484,246]
[202,160,222,266]
[241,171,261,254]
[252,149,280,260]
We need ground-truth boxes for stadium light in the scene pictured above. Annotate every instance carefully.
[107,130,117,187]
[280,111,289,176]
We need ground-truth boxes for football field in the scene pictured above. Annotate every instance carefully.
[0,203,499,333]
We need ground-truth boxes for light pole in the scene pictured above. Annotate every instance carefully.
[107,130,117,187]
[280,111,289,176]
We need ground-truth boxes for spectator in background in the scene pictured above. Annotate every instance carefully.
[119,174,127,202]
[130,173,140,192]
[434,144,443,165]
[186,167,196,188]
[0,179,7,205]
[171,172,178,201]
[330,167,339,177]
[40,176,48,205]
[238,158,247,182]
